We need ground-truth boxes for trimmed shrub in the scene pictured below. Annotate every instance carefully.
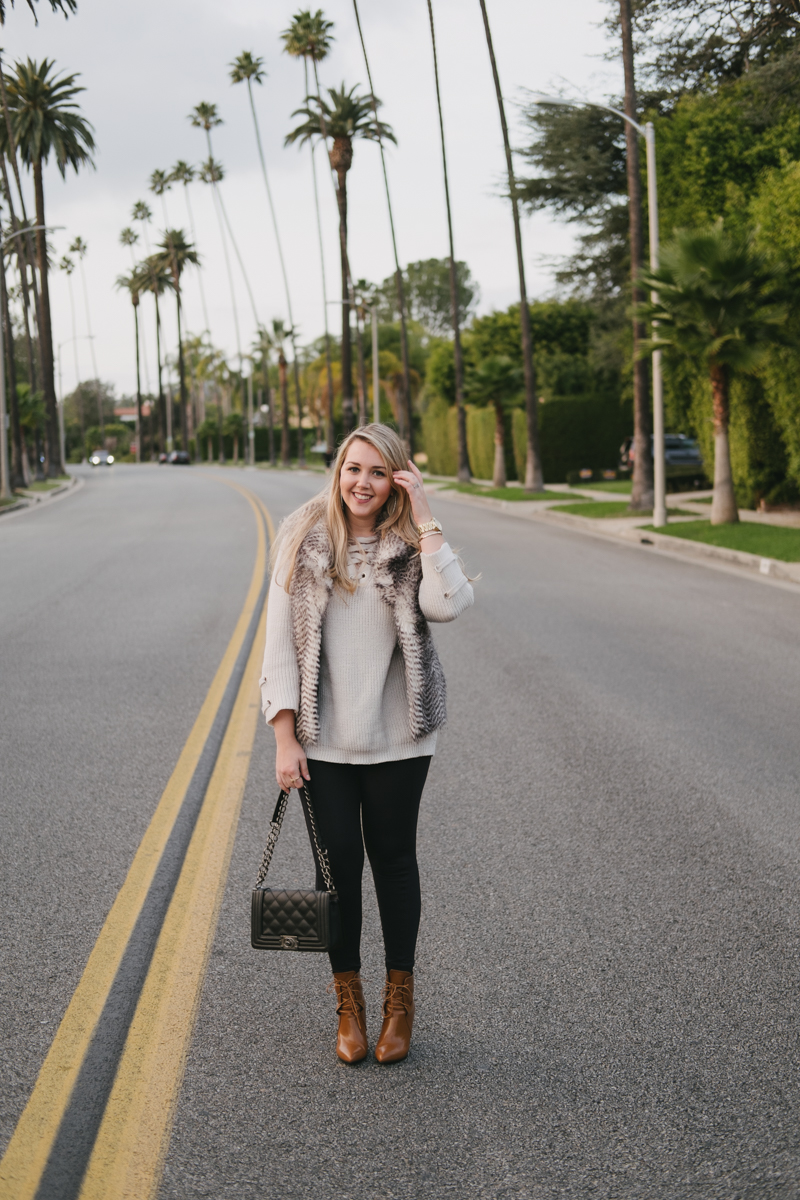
[423,396,629,482]
[421,396,458,475]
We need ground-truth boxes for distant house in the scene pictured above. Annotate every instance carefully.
[114,404,151,425]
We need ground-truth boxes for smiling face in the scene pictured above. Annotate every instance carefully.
[339,438,393,529]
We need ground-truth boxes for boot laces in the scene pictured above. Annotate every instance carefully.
[382,978,412,1018]
[328,976,364,1018]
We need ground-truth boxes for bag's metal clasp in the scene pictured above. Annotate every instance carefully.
[280,935,298,950]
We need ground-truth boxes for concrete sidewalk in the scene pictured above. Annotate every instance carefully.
[0,474,82,520]
[427,481,800,589]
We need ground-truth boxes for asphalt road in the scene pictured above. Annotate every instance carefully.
[2,463,800,1199]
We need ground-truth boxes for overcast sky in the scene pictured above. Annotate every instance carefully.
[5,0,620,400]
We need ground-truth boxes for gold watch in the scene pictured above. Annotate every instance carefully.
[417,517,442,537]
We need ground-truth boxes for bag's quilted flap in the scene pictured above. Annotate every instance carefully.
[259,889,322,938]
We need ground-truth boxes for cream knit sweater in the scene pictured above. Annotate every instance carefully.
[259,537,473,765]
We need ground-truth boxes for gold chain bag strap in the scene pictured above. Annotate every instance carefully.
[250,784,342,952]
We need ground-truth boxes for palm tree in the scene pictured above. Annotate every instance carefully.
[134,255,172,454]
[639,225,786,525]
[0,50,46,409]
[286,84,394,436]
[0,0,75,21]
[223,411,243,464]
[120,225,152,397]
[0,229,25,488]
[3,57,95,476]
[115,270,143,462]
[251,325,276,465]
[155,228,199,452]
[272,318,291,465]
[68,236,99,388]
[169,159,210,336]
[618,0,654,511]
[231,50,306,465]
[351,1,414,449]
[469,356,523,488]
[424,2,469,481]
[190,104,260,344]
[132,200,153,252]
[59,253,92,440]
[196,150,242,372]
[149,168,171,226]
[281,13,337,456]
[476,0,544,493]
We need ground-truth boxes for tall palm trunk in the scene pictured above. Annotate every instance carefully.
[264,380,276,466]
[331,145,354,435]
[0,60,46,406]
[246,76,304,465]
[32,158,62,475]
[203,130,243,376]
[175,288,188,449]
[352,0,413,449]
[0,141,40,395]
[306,60,336,458]
[133,299,142,464]
[478,0,544,492]
[426,0,469,481]
[1,252,25,488]
[356,307,368,426]
[182,183,210,336]
[154,290,165,454]
[493,400,507,488]
[709,363,738,524]
[278,348,291,465]
[620,0,654,512]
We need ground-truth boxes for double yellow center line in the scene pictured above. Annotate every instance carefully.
[1,481,275,1200]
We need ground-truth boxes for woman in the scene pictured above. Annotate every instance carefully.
[259,424,473,1064]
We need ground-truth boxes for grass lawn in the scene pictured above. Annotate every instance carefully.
[641,519,800,562]
[575,480,632,495]
[555,500,695,519]
[23,478,68,492]
[0,495,19,507]
[441,483,578,501]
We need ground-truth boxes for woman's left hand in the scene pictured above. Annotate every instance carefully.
[393,460,433,525]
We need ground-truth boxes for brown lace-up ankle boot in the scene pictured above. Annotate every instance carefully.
[331,971,368,1063]
[374,970,415,1064]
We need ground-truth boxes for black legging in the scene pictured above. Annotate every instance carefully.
[301,757,431,975]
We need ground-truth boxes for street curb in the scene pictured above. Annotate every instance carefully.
[430,485,800,590]
[0,475,83,523]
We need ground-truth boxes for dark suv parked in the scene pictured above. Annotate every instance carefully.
[619,434,706,489]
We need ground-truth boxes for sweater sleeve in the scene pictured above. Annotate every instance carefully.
[259,567,300,726]
[418,541,474,624]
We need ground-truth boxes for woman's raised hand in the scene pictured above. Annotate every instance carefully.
[392,459,433,526]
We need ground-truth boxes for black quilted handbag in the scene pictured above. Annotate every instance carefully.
[251,785,341,952]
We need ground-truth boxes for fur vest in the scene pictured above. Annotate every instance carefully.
[289,522,447,745]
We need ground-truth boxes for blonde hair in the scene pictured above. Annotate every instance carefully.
[272,424,419,594]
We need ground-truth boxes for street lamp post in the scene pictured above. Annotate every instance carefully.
[532,95,666,527]
[372,305,380,425]
[0,267,8,501]
[247,368,254,466]
[58,334,95,467]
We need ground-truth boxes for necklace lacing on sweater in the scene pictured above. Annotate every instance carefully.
[348,536,377,584]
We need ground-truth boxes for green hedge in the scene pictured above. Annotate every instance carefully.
[421,397,459,475]
[422,395,630,482]
[422,398,518,479]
